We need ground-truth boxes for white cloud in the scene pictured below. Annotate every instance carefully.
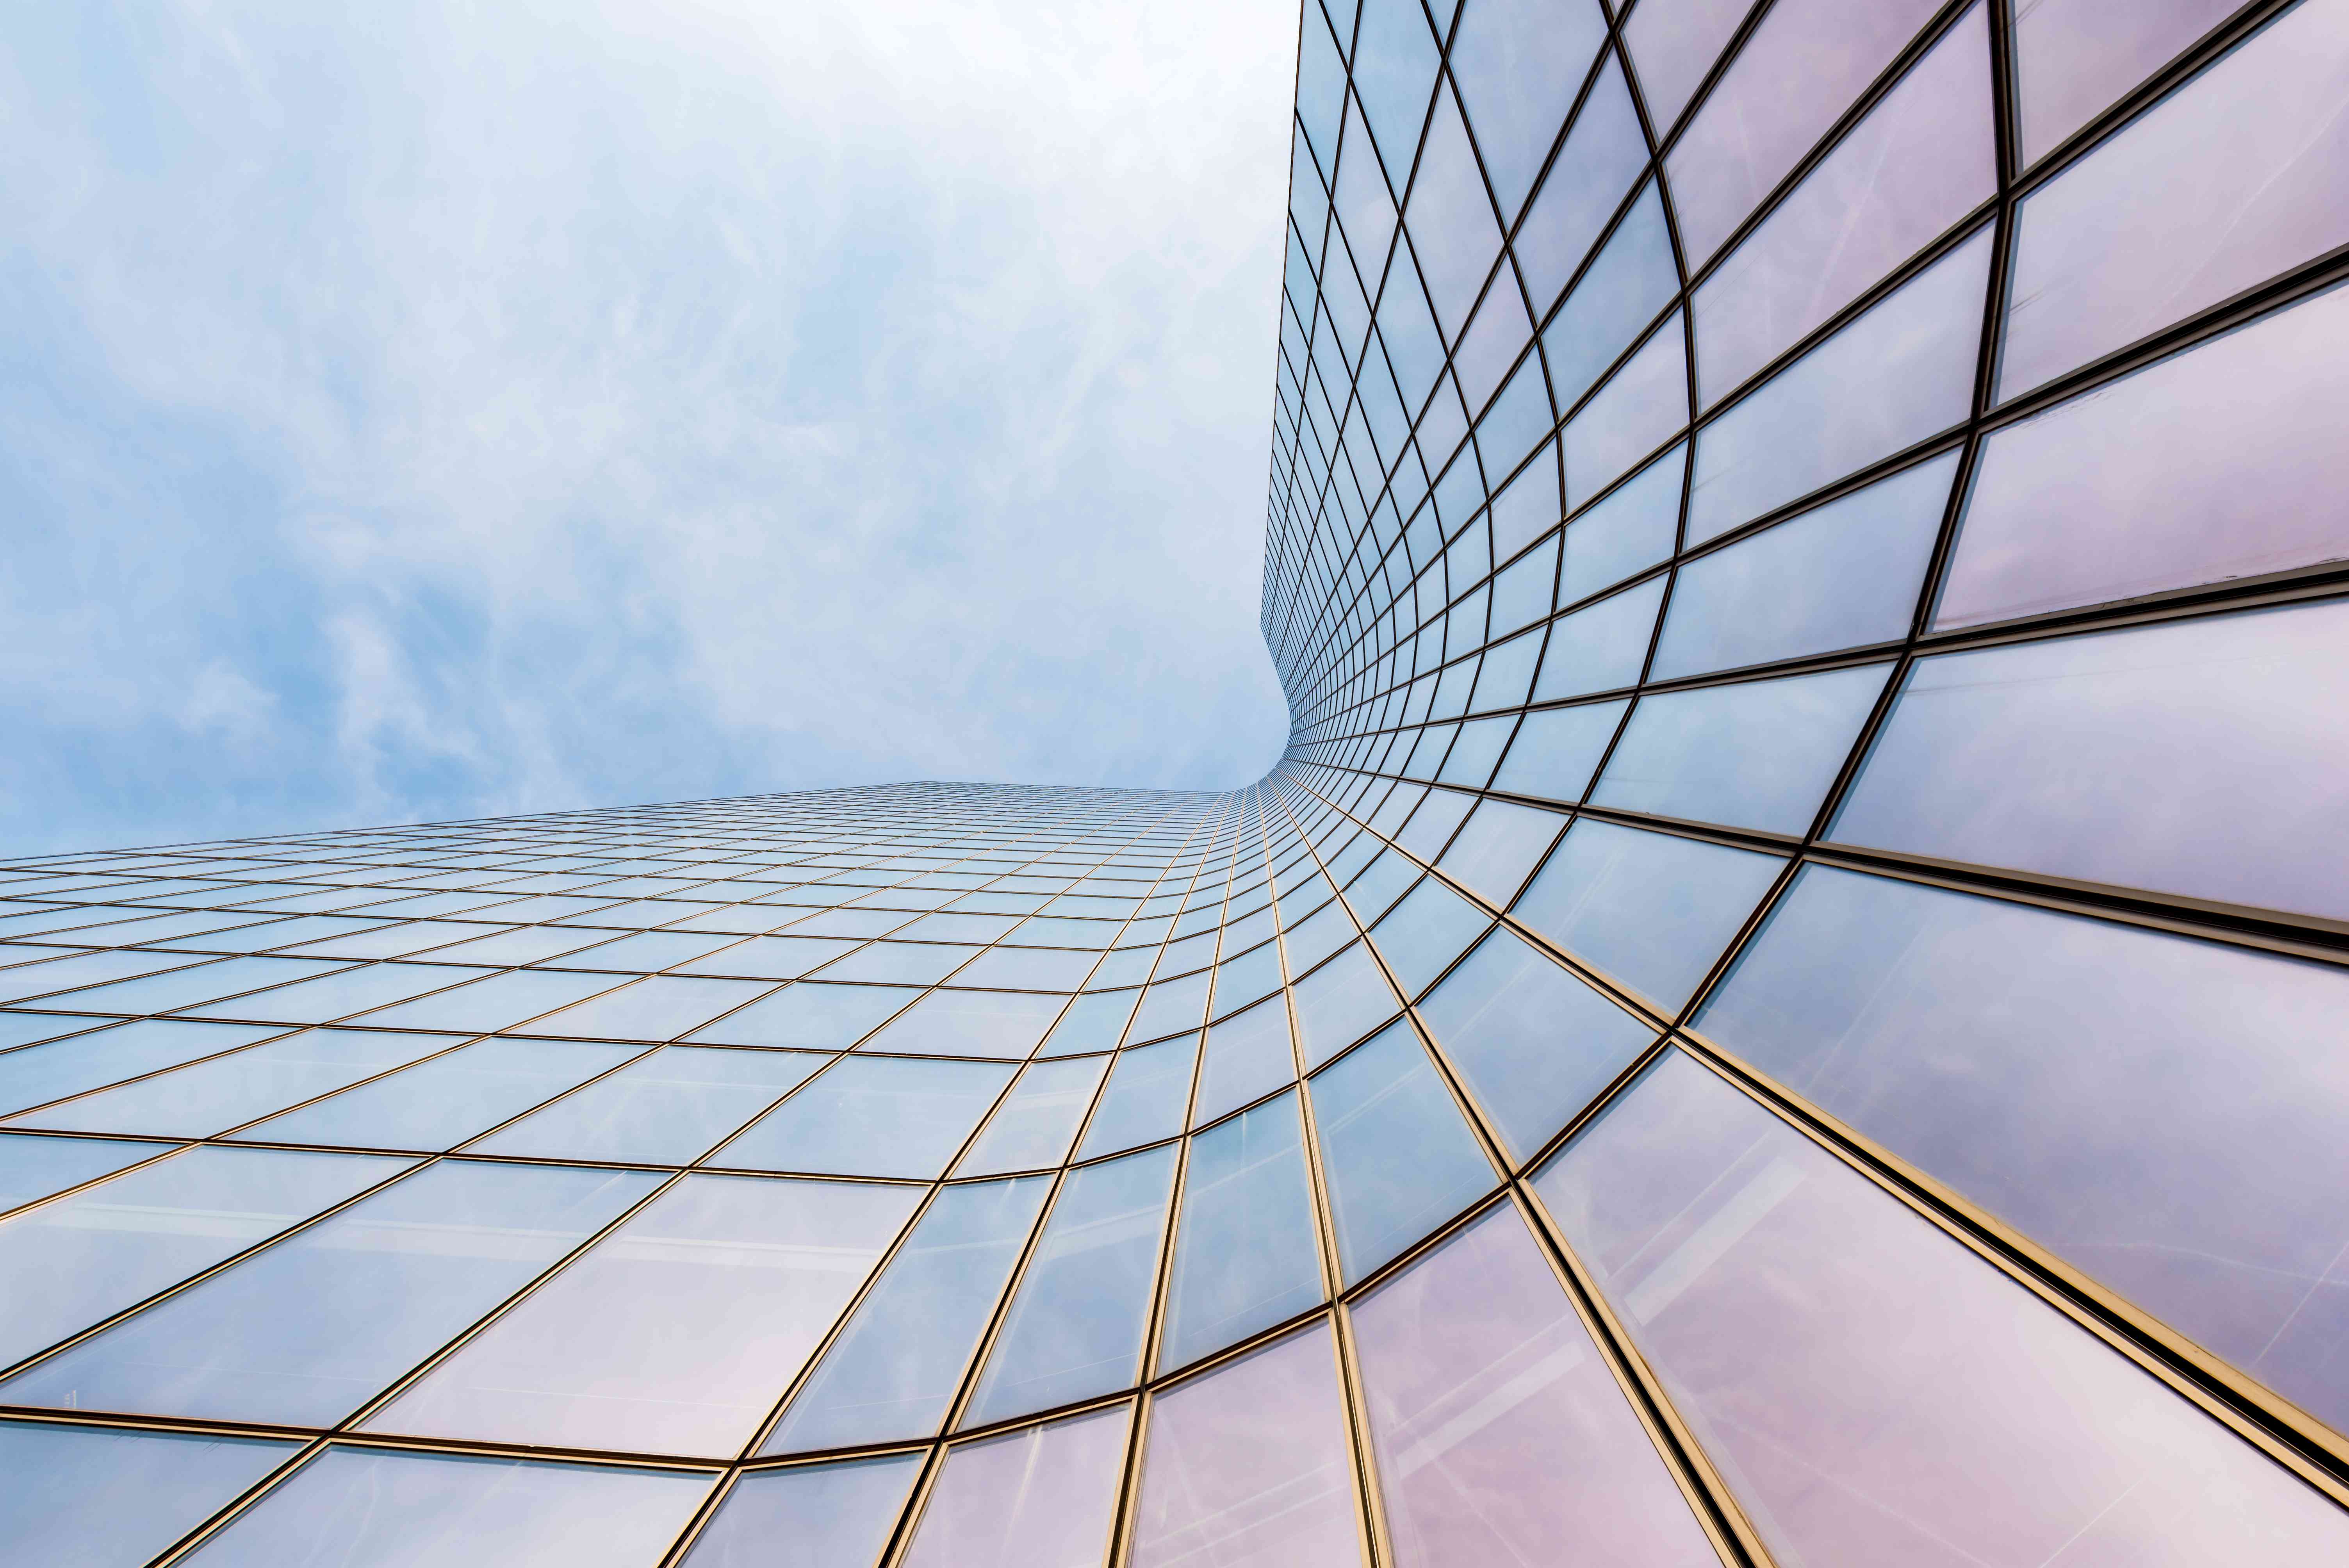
[0,0,1297,851]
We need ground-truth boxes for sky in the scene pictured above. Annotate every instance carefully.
[0,0,1299,855]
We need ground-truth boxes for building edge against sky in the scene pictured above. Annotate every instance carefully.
[3,1,2349,1565]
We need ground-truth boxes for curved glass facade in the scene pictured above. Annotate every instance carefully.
[5,2,2349,1562]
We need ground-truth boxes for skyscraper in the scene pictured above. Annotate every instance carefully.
[4,1,2348,1563]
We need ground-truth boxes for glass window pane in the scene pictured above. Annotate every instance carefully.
[1436,714,1513,789]
[172,962,516,1026]
[0,1420,296,1568]
[21,955,355,1019]
[0,1160,659,1425]
[899,1406,1128,1568]
[1126,968,1210,1044]
[0,1131,161,1213]
[1533,1051,2349,1566]
[1353,0,1440,181]
[1700,864,2349,1432]
[1543,185,1678,415]
[1559,443,1680,606]
[1194,996,1296,1128]
[524,976,773,1042]
[1290,942,1401,1068]
[678,1455,921,1568]
[1209,938,1282,1018]
[1941,283,2349,629]
[361,1174,920,1456]
[1591,663,1890,835]
[965,1145,1176,1425]
[1666,0,1945,264]
[185,1447,712,1568]
[1367,878,1489,998]
[1830,601,2349,918]
[818,943,981,986]
[235,1037,641,1150]
[1075,1035,1199,1159]
[2000,2,2349,397]
[1510,821,1784,1010]
[468,1045,825,1165]
[1350,1207,1716,1565]
[1435,800,1565,909]
[946,945,1098,991]
[1130,1323,1361,1568]
[0,1010,87,1049]
[344,968,632,1033]
[1562,314,1688,505]
[1689,226,1988,544]
[1406,86,1502,339]
[8,1028,452,1139]
[1694,7,1994,404]
[0,947,222,1005]
[715,1056,1013,1178]
[0,1146,404,1368]
[683,982,920,1048]
[674,935,858,980]
[1515,58,1647,310]
[1528,577,1667,700]
[767,1177,1051,1452]
[1625,0,1758,132]
[1036,988,1138,1055]
[1160,1091,1323,1370]
[540,930,739,972]
[1419,927,1656,1162]
[1652,452,1952,678]
[2012,0,2238,164]
[860,989,1064,1058]
[1489,698,1628,802]
[1447,0,1608,221]
[1308,1022,1494,1283]
[955,1055,1109,1176]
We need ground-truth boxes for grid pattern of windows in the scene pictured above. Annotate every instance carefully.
[6,2,2349,1563]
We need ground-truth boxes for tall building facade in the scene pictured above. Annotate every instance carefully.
[4,1,2348,1563]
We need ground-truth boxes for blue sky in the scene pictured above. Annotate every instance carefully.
[1,0,1297,854]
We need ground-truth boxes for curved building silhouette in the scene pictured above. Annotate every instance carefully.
[5,2,2349,1563]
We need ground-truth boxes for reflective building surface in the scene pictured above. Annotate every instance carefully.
[6,1,2349,1563]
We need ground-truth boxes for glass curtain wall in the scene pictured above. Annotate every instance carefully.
[6,1,2349,1563]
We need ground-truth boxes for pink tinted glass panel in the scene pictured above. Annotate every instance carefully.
[1666,0,1945,264]
[1831,600,2349,919]
[1693,6,1994,405]
[1536,1051,2349,1567]
[1688,228,1988,542]
[2000,0,2349,397]
[1350,1205,1715,1566]
[1940,281,2349,627]
[1624,0,1757,132]
[1128,1323,1361,1568]
[2013,0,2241,164]
[1698,865,2349,1435]
[898,1406,1128,1568]
[1563,315,1689,504]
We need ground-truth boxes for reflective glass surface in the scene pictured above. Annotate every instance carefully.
[1159,1090,1323,1370]
[1351,1205,1716,1565]
[678,1455,921,1568]
[965,1144,1175,1425]
[9,6,2348,1548]
[898,1406,1127,1568]
[1535,1051,2349,1564]
[185,1447,712,1567]
[766,1176,1049,1452]
[1130,1323,1361,1568]
[362,1174,920,1455]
